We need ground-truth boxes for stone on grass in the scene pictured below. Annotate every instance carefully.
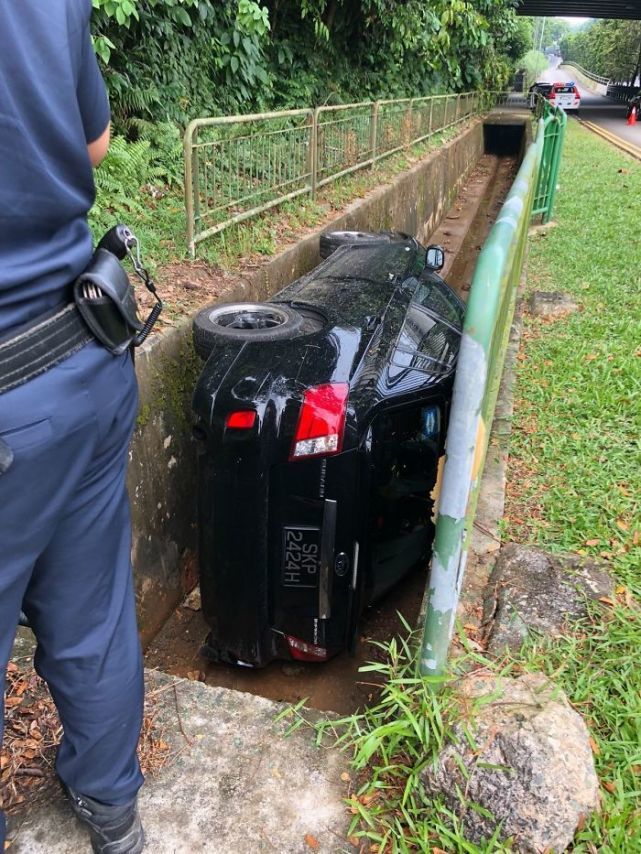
[422,673,600,853]
[528,291,579,319]
[483,544,614,654]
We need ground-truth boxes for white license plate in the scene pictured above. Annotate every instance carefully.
[282,526,320,588]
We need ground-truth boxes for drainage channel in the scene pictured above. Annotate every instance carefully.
[145,152,520,715]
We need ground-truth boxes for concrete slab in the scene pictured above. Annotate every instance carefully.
[6,672,350,854]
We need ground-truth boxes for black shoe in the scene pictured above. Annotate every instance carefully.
[63,785,145,854]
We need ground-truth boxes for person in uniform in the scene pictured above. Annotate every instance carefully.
[0,2,145,851]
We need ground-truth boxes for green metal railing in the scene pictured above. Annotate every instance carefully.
[184,92,495,256]
[418,103,566,678]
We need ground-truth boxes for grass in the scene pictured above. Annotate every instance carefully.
[314,122,641,852]
[502,120,641,849]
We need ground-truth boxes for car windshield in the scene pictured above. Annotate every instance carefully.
[317,243,414,284]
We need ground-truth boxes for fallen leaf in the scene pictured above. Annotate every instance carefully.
[616,519,629,533]
[304,834,319,850]
[598,597,615,607]
[585,539,600,547]
[602,780,617,794]
[589,737,600,756]
[340,772,351,782]
[584,353,598,361]
[347,835,360,848]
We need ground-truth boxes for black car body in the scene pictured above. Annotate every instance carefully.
[192,233,465,667]
[528,81,553,109]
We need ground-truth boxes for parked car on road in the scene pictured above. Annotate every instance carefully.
[528,81,553,109]
[191,232,465,667]
[549,82,581,112]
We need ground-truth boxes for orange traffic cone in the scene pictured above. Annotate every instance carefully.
[627,106,637,125]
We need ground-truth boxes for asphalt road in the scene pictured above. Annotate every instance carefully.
[541,59,641,152]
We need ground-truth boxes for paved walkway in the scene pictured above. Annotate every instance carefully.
[7,671,350,854]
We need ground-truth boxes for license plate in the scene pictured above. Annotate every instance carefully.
[282,526,321,588]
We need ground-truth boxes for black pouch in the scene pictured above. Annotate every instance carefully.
[74,225,162,356]
[74,249,143,356]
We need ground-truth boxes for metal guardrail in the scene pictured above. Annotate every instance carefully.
[419,102,566,678]
[561,60,610,86]
[184,92,494,255]
[606,84,638,103]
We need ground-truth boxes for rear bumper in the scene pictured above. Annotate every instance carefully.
[198,442,363,667]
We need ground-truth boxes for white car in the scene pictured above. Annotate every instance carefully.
[549,82,581,112]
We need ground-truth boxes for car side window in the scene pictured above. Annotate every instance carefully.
[413,274,463,329]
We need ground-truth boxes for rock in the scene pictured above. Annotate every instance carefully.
[422,673,600,852]
[483,544,614,653]
[528,291,579,319]
[182,585,201,611]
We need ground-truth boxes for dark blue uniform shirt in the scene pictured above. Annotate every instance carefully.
[0,0,110,334]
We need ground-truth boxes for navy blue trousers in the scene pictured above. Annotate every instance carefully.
[0,341,144,846]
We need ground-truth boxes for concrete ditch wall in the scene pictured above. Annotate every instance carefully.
[130,118,486,643]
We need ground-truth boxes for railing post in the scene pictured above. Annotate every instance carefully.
[370,100,379,164]
[428,97,434,137]
[310,108,319,200]
[183,122,199,258]
[407,98,414,149]
[456,93,462,123]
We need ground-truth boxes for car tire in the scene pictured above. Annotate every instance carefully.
[319,230,396,259]
[193,301,304,360]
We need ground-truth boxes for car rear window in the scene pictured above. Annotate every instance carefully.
[554,86,576,94]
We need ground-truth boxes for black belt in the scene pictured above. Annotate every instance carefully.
[0,303,93,396]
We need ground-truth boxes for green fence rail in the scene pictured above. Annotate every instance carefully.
[184,92,495,256]
[419,102,566,678]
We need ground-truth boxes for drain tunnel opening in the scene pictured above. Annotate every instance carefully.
[483,120,528,158]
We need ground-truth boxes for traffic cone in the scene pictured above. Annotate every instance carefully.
[627,106,637,125]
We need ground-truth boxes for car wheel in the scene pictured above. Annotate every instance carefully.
[319,230,396,259]
[193,301,304,359]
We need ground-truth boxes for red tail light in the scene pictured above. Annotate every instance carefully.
[285,635,329,662]
[226,410,257,430]
[290,383,349,461]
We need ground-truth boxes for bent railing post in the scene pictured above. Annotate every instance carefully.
[418,121,547,678]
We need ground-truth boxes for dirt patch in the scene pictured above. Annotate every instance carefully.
[138,262,238,331]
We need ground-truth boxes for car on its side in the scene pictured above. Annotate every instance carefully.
[191,231,465,667]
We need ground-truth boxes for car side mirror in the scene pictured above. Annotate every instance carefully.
[425,245,445,272]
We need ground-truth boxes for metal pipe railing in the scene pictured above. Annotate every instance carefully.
[418,101,566,677]
[184,92,497,256]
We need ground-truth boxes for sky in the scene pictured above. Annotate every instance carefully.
[559,17,592,27]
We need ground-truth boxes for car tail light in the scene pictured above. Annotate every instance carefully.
[226,410,257,429]
[285,635,329,662]
[290,383,349,460]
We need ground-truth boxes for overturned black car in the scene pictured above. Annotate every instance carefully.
[191,231,465,667]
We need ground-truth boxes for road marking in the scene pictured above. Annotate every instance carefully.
[578,119,641,161]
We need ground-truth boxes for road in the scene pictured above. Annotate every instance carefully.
[541,58,641,154]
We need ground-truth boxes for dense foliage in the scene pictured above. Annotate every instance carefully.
[92,0,526,129]
[561,19,641,84]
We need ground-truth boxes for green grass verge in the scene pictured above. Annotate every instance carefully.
[312,123,641,852]
[502,120,641,849]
